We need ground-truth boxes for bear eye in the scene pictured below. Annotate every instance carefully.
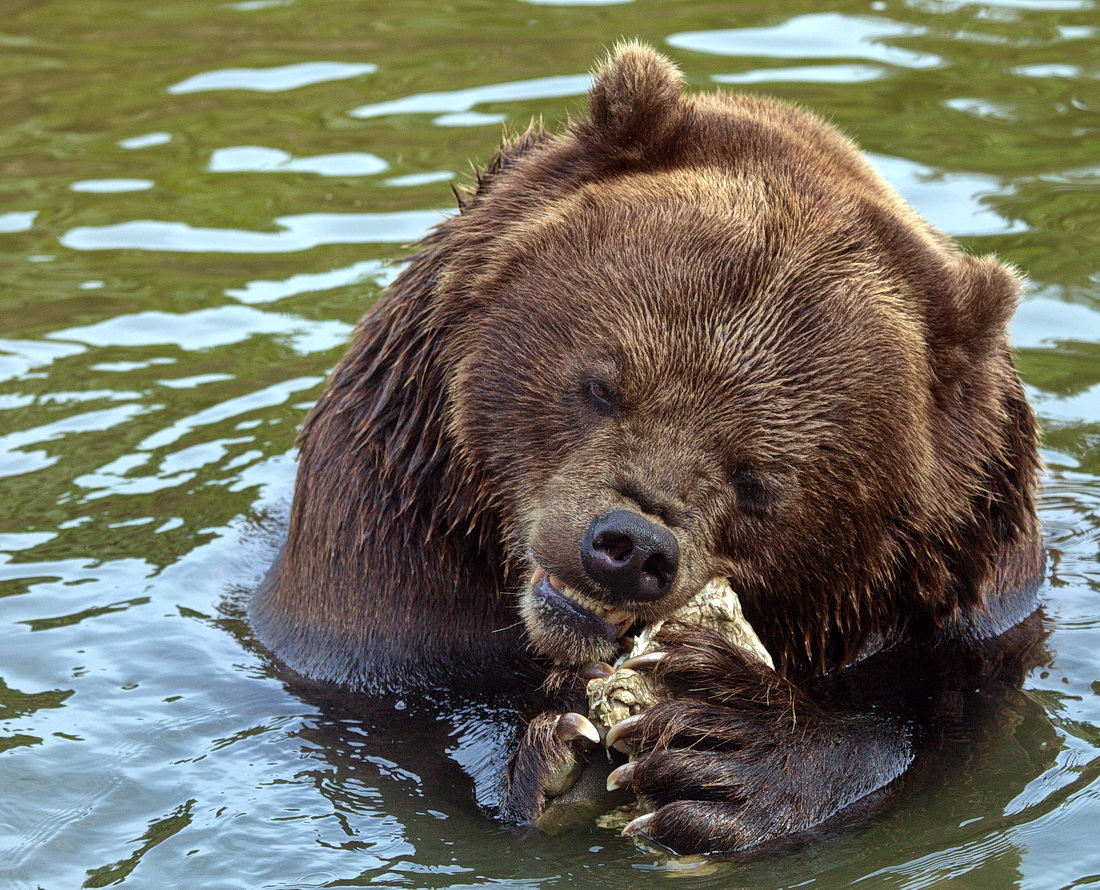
[583,379,617,416]
[729,466,774,514]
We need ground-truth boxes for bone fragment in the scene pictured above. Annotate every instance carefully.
[586,577,773,730]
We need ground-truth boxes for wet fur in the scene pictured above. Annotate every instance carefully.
[251,43,1045,853]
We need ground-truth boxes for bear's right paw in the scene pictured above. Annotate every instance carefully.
[499,710,601,822]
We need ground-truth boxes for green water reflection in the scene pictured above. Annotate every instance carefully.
[1,1,1098,887]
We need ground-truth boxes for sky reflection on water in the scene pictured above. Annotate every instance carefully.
[0,1,1098,888]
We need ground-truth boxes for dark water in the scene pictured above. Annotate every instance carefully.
[1,1,1098,887]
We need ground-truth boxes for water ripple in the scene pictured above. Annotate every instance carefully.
[714,64,887,84]
[138,376,320,451]
[868,153,1027,236]
[917,0,1094,13]
[226,259,394,305]
[0,405,150,479]
[349,74,591,120]
[519,0,633,5]
[118,132,171,149]
[0,339,86,384]
[48,306,351,354]
[59,211,445,253]
[384,171,454,188]
[70,179,154,193]
[208,146,388,177]
[668,14,942,69]
[0,212,37,234]
[169,61,377,94]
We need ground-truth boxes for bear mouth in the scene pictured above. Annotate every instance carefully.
[529,565,635,643]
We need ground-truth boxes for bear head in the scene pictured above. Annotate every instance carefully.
[431,43,1037,674]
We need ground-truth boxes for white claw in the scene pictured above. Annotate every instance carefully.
[557,712,600,744]
[606,759,636,791]
[623,812,656,838]
[605,713,645,753]
[620,651,667,671]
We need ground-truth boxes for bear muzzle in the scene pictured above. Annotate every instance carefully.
[519,507,689,663]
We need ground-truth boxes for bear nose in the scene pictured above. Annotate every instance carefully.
[580,509,679,602]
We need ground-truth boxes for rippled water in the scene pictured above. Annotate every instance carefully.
[1,1,1098,887]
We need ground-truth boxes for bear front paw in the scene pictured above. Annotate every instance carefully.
[500,710,601,823]
[602,698,805,854]
[600,626,911,855]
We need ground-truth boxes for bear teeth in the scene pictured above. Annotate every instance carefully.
[543,572,633,628]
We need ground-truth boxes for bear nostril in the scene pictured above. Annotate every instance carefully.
[641,552,674,588]
[594,530,634,563]
[580,509,680,603]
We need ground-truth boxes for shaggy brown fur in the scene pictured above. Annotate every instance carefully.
[252,42,1044,854]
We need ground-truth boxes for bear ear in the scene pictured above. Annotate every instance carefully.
[929,253,1021,391]
[576,40,686,161]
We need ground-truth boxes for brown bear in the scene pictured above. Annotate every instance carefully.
[251,42,1046,855]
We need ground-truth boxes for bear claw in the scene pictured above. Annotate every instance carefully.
[620,651,666,671]
[579,661,616,680]
[606,759,636,791]
[605,713,645,753]
[556,712,600,744]
[622,812,655,838]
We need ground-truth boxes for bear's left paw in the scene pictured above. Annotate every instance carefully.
[602,627,911,855]
[604,698,826,854]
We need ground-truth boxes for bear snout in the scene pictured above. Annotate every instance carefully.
[580,509,679,603]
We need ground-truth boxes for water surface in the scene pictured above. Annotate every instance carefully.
[1,1,1098,887]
